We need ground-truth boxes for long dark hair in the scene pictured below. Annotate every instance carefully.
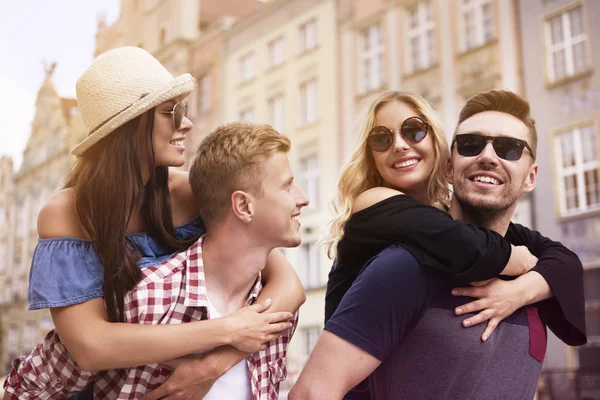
[64,109,198,322]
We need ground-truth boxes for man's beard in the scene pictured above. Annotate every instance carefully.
[452,185,520,226]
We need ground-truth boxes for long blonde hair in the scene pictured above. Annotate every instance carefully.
[326,91,451,258]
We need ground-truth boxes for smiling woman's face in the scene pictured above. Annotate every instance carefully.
[151,99,193,167]
[370,100,436,201]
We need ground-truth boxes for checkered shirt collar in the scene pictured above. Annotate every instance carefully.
[183,236,263,309]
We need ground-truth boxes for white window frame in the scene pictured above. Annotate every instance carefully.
[406,1,435,74]
[197,74,211,113]
[239,53,255,84]
[268,36,285,68]
[299,326,321,364]
[239,107,255,123]
[359,23,385,94]
[299,154,319,211]
[299,80,318,126]
[544,4,589,83]
[297,238,324,290]
[460,0,493,51]
[555,122,600,216]
[268,94,285,133]
[299,19,317,53]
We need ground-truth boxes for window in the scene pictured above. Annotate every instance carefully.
[197,74,211,113]
[299,326,321,364]
[268,94,285,133]
[555,123,600,216]
[298,239,324,289]
[239,107,255,123]
[578,268,600,368]
[299,80,318,126]
[268,37,285,68]
[239,53,255,84]
[406,1,435,73]
[299,154,319,211]
[299,19,317,53]
[359,23,385,93]
[460,0,494,51]
[545,5,589,83]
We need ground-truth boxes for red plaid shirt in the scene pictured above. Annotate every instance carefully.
[4,238,297,399]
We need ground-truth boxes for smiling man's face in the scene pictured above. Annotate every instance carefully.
[446,111,538,213]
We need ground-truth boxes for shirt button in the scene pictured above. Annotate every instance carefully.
[52,381,63,389]
[276,370,283,379]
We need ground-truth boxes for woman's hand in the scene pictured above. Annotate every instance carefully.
[452,278,527,342]
[225,299,293,353]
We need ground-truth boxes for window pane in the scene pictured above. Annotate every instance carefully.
[482,2,493,41]
[426,29,435,66]
[560,132,576,167]
[553,49,566,80]
[549,15,563,45]
[409,7,419,29]
[585,169,600,207]
[424,1,433,22]
[584,268,600,301]
[572,41,588,74]
[581,126,597,163]
[564,174,579,210]
[569,6,584,37]
[411,36,420,70]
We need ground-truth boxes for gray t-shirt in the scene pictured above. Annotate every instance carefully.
[325,245,546,400]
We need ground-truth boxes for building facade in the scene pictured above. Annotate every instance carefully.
[221,0,340,389]
[517,0,600,398]
[0,156,15,374]
[337,0,533,225]
[95,0,261,168]
[0,69,85,375]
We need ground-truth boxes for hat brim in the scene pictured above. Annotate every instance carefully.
[71,73,195,156]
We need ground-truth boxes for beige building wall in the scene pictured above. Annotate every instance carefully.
[222,0,340,389]
[0,156,15,373]
[0,71,85,375]
[517,1,600,394]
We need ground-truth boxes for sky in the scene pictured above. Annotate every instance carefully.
[0,0,121,169]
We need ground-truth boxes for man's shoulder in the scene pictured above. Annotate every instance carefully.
[357,244,432,300]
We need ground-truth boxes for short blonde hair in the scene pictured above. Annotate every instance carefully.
[190,122,291,229]
[326,91,451,258]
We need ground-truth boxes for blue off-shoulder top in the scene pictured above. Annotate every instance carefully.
[28,217,204,310]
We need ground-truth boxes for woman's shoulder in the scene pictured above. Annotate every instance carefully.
[38,188,90,240]
[168,169,199,225]
[352,187,406,214]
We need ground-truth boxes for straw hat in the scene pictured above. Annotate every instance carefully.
[71,46,195,156]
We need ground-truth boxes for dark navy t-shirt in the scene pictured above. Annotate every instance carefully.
[326,245,546,400]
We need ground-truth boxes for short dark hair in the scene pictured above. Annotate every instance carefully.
[454,89,537,160]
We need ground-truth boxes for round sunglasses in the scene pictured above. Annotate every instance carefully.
[159,101,189,130]
[367,117,429,152]
[452,134,534,161]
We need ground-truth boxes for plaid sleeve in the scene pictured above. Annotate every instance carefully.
[249,310,299,400]
[2,329,95,399]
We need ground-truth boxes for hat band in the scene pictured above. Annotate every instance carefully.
[88,93,149,136]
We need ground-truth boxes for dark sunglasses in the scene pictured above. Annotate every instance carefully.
[452,134,534,161]
[159,101,189,130]
[367,117,429,152]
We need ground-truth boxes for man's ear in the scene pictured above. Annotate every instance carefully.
[231,190,254,223]
[523,162,538,193]
[445,155,454,185]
